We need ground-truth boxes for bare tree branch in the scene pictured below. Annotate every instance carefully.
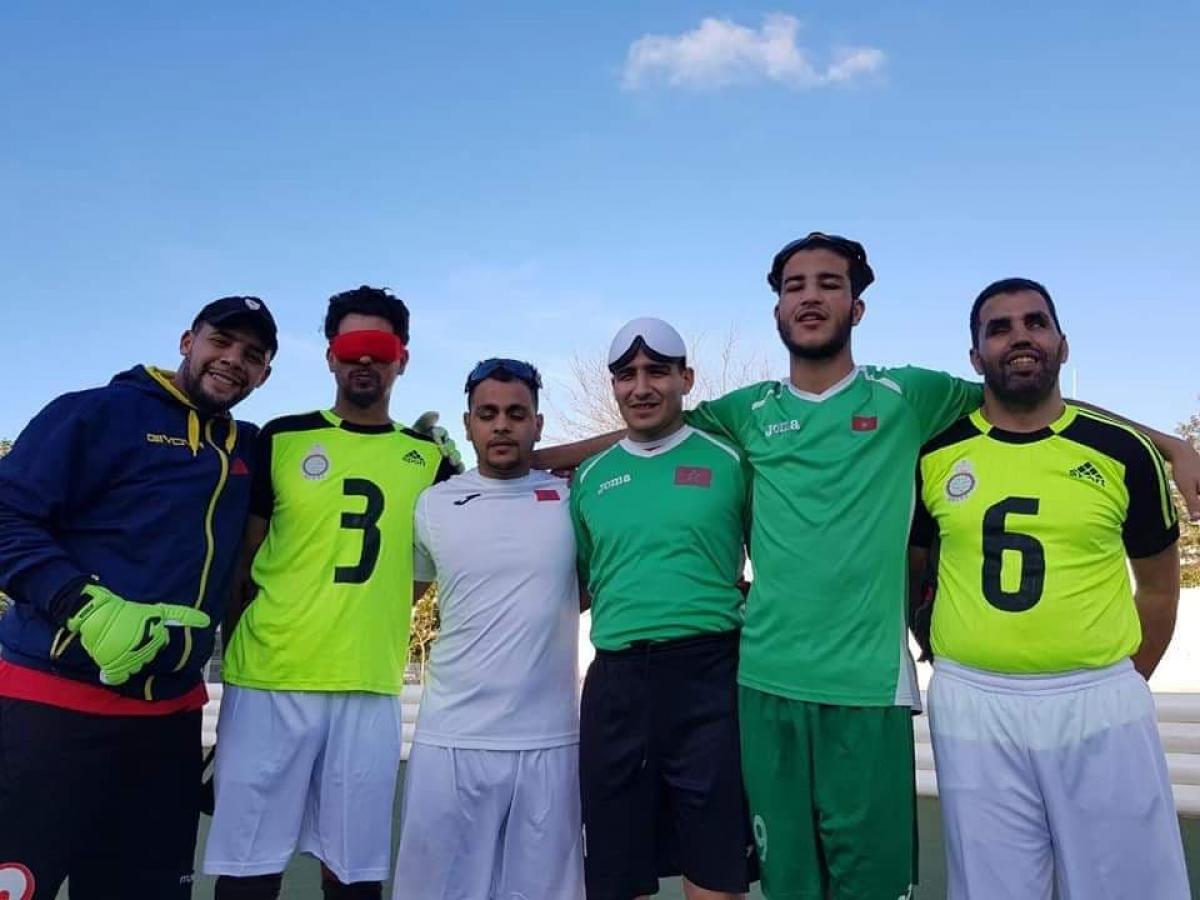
[1176,400,1200,584]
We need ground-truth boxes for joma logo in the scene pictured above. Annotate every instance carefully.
[597,474,632,496]
[763,420,801,438]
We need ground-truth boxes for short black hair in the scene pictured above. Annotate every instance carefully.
[970,277,1063,348]
[466,365,541,410]
[324,285,410,343]
[606,337,687,374]
[768,232,875,298]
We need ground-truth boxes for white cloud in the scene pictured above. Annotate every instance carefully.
[621,14,885,91]
[824,47,887,84]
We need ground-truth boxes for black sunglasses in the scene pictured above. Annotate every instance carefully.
[464,358,543,393]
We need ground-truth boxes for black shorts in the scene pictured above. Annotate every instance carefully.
[579,630,758,899]
[0,697,202,900]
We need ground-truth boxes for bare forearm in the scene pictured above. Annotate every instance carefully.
[225,515,268,642]
[1132,586,1178,679]
[223,564,261,641]
[532,431,624,472]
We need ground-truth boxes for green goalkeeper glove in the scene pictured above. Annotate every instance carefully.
[66,584,211,686]
[412,411,465,474]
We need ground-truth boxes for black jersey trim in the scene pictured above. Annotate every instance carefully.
[985,426,1054,444]
[1127,523,1180,560]
[399,426,439,445]
[339,420,398,435]
[920,415,980,456]
[260,411,334,439]
[1059,414,1159,476]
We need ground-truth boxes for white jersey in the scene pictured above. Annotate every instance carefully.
[412,468,580,750]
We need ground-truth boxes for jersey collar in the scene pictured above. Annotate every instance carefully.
[320,409,398,434]
[969,403,1078,444]
[619,424,693,458]
[785,366,860,403]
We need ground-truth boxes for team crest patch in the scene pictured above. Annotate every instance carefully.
[945,460,977,503]
[301,444,330,480]
[0,862,36,900]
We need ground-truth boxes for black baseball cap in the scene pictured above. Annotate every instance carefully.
[193,296,279,357]
[767,232,875,297]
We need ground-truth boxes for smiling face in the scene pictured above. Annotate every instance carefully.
[610,349,694,441]
[176,321,272,414]
[326,313,405,410]
[464,376,543,478]
[773,247,864,361]
[971,289,1069,408]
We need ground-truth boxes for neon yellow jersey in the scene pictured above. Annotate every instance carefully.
[224,410,455,693]
[915,405,1178,674]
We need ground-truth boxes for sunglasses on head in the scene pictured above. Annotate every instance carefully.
[464,358,542,394]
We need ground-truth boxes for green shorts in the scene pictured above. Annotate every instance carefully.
[738,687,917,899]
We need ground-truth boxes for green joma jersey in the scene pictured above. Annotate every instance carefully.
[570,425,750,651]
[224,410,455,694]
[915,405,1178,674]
[686,366,983,707]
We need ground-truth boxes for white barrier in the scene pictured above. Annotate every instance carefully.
[913,692,1200,817]
[202,683,1200,817]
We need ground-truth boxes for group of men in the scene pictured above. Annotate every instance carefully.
[0,234,1196,900]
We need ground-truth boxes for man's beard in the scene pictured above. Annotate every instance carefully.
[178,355,245,415]
[342,370,385,409]
[981,347,1064,409]
[344,385,384,409]
[776,312,854,361]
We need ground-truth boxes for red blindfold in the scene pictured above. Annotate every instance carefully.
[329,330,409,365]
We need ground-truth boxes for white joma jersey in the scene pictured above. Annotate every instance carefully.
[412,468,580,750]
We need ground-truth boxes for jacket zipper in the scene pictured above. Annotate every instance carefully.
[143,419,231,700]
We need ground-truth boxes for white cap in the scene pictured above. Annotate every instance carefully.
[607,317,687,369]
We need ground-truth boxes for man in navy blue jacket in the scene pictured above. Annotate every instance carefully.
[0,296,276,900]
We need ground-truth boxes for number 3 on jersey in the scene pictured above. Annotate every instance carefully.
[981,496,1045,612]
[335,478,385,583]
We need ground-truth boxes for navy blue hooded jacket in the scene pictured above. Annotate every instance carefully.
[0,365,257,700]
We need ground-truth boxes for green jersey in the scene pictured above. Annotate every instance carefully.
[570,425,750,651]
[687,366,982,706]
[224,410,456,693]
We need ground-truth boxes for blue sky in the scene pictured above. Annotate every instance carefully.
[2,1,1197,449]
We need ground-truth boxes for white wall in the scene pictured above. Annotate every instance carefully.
[578,588,1200,693]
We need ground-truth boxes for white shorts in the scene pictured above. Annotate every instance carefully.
[201,685,403,883]
[928,659,1190,900]
[393,743,584,900]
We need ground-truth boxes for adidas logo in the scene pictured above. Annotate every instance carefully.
[403,450,426,466]
[1069,461,1105,487]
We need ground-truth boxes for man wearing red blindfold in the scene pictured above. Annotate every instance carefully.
[204,286,459,900]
